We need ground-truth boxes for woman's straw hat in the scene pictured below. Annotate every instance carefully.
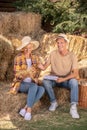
[17,36,39,51]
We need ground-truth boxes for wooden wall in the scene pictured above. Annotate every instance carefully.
[0,0,19,12]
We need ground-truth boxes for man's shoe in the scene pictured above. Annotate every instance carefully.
[24,112,32,120]
[70,107,80,119]
[49,102,58,111]
[19,108,26,117]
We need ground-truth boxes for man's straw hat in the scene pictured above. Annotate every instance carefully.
[57,34,69,43]
[17,36,39,51]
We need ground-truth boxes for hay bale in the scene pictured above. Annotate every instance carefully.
[0,82,42,119]
[0,82,69,119]
[38,33,87,80]
[41,87,69,107]
[0,32,87,80]
[0,36,13,80]
[0,12,41,36]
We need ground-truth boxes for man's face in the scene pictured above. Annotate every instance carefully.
[56,38,67,52]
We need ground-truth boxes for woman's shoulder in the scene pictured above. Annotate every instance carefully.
[14,53,25,60]
[31,53,39,58]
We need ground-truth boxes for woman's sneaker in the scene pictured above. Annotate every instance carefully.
[19,108,26,117]
[49,102,58,111]
[24,112,32,120]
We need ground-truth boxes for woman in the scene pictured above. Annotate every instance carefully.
[11,36,45,120]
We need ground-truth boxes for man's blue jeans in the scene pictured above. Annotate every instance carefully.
[43,78,78,104]
[19,81,45,107]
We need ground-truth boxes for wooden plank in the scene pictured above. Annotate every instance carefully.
[0,3,14,7]
[0,7,16,12]
[0,0,17,2]
[0,0,20,12]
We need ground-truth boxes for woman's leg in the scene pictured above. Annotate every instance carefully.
[19,81,42,107]
[19,82,44,120]
[33,86,45,103]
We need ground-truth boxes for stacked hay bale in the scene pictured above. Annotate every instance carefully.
[0,12,42,36]
[38,33,87,108]
[0,35,13,80]
[38,33,87,80]
[0,11,87,117]
[0,12,44,81]
[1,33,87,119]
[0,83,42,120]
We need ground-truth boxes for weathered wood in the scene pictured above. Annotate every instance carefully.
[0,0,17,2]
[0,3,13,7]
[0,7,16,12]
[0,0,19,12]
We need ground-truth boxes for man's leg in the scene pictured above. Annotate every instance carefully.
[58,78,79,118]
[43,79,58,111]
[68,79,79,119]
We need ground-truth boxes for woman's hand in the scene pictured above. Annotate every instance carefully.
[34,78,39,84]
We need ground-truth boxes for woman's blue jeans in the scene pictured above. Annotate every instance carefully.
[19,81,45,108]
[42,78,79,104]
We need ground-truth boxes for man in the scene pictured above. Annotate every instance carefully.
[38,34,80,119]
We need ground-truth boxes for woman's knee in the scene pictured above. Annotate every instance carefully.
[29,82,38,92]
[39,86,45,95]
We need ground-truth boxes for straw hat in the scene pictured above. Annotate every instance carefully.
[57,34,69,43]
[17,36,39,51]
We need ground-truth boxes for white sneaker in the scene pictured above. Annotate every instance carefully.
[19,108,26,117]
[24,112,32,120]
[49,102,58,111]
[70,105,80,119]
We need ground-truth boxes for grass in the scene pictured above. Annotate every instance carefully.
[0,105,87,130]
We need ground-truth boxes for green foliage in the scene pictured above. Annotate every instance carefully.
[14,0,87,34]
[76,0,87,13]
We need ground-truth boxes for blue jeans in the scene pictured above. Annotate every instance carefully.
[43,78,78,104]
[19,81,45,107]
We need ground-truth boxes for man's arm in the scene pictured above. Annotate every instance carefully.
[38,60,50,70]
[56,69,79,83]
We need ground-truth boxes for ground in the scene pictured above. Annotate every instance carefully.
[0,82,87,130]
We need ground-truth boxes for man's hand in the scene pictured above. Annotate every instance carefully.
[56,77,66,83]
[38,63,45,70]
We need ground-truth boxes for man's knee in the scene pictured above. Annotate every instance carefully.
[43,79,50,85]
[42,79,52,89]
[69,78,78,88]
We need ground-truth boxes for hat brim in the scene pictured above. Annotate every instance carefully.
[16,40,39,51]
[16,42,29,50]
[31,40,39,50]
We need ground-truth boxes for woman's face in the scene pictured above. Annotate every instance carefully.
[24,44,33,54]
